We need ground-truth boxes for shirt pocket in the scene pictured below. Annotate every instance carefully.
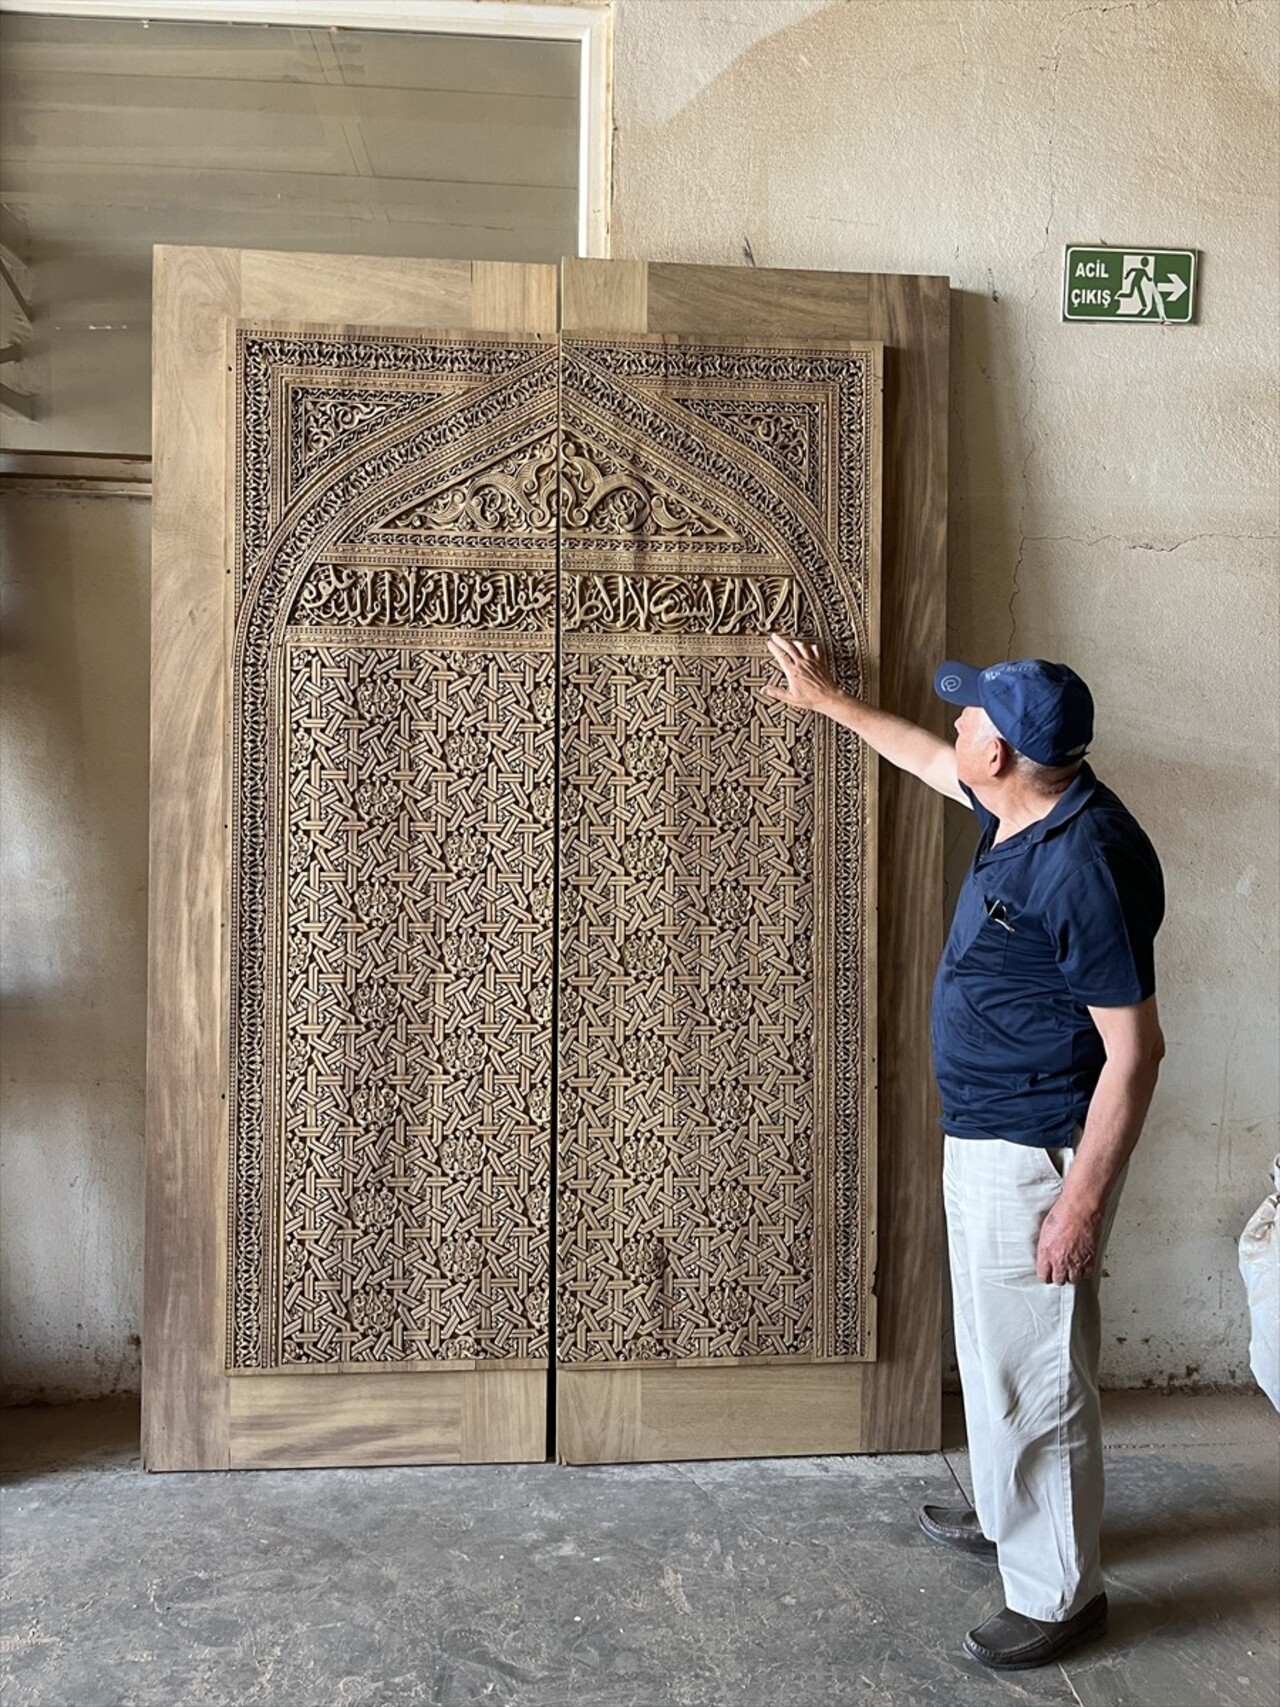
[982,896,1055,978]
[953,890,1012,970]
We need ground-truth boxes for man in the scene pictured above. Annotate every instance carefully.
[764,637,1166,1670]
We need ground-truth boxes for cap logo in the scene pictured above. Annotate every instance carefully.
[940,673,963,693]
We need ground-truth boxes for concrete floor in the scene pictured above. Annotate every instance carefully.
[0,1393,1275,1707]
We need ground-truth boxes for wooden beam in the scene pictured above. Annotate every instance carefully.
[0,450,151,496]
[0,251,34,327]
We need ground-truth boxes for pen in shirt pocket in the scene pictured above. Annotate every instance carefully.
[985,896,1016,932]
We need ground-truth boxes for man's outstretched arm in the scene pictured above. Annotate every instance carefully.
[763,634,968,804]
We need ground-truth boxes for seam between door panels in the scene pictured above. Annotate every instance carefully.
[546,332,563,1461]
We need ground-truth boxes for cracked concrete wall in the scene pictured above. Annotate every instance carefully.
[612,0,1279,1388]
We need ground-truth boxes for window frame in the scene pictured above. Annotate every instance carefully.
[0,0,612,258]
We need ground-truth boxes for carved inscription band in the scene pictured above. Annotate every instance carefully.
[293,561,806,638]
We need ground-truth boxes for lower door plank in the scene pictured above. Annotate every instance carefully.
[228,1370,546,1469]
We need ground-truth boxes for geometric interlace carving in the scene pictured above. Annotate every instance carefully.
[281,643,553,1363]
[557,648,817,1362]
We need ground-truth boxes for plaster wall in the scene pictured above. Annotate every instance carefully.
[0,0,1276,1400]
[611,0,1279,1388]
[1,496,149,1401]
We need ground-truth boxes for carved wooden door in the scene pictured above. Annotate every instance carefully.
[554,330,881,1461]
[147,252,939,1474]
[228,327,559,1429]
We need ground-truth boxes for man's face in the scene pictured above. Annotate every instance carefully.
[953,704,1000,790]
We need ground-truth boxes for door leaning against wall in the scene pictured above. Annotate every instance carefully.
[145,249,946,1471]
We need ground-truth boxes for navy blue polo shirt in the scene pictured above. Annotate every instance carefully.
[931,764,1164,1146]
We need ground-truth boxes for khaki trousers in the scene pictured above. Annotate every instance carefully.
[943,1135,1123,1621]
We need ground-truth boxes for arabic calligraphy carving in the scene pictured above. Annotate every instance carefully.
[291,562,554,629]
[562,571,805,634]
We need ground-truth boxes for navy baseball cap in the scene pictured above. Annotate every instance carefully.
[933,658,1094,766]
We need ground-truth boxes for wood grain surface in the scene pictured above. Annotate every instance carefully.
[559,1366,868,1463]
[228,1370,545,1469]
[861,272,949,1453]
[144,245,241,1471]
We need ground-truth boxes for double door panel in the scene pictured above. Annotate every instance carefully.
[555,335,881,1440]
[147,253,919,1472]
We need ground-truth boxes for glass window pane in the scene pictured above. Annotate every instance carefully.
[0,15,580,454]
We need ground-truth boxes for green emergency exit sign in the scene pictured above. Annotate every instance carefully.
[1062,246,1197,323]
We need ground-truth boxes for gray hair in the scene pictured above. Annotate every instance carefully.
[1008,749,1083,796]
[974,708,1081,796]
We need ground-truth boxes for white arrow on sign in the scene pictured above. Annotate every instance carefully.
[1158,274,1187,303]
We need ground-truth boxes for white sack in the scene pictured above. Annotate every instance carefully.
[1238,1155,1280,1411]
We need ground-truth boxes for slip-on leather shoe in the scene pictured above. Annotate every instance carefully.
[963,1592,1108,1670]
[916,1504,997,1563]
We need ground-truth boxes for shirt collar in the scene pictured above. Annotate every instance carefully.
[979,763,1098,858]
